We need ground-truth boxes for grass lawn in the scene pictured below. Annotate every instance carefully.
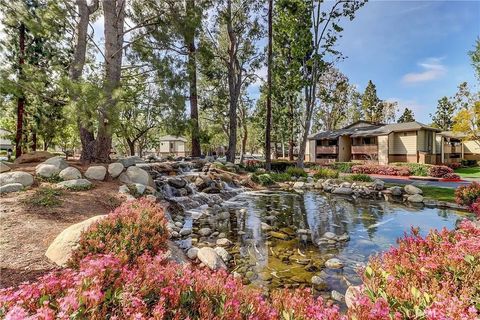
[454,167,480,179]
[385,183,456,202]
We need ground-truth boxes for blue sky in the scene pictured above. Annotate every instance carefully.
[330,0,479,123]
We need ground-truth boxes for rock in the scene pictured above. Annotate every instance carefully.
[261,222,273,231]
[338,233,350,241]
[180,228,192,236]
[311,275,324,285]
[0,162,11,173]
[119,166,154,187]
[214,247,231,262]
[45,215,106,266]
[0,171,34,187]
[187,247,199,259]
[35,164,61,178]
[323,232,337,240]
[108,163,124,178]
[314,180,324,189]
[269,231,289,240]
[373,179,385,191]
[0,183,23,193]
[389,186,403,196]
[43,156,68,170]
[59,167,82,180]
[293,181,305,189]
[85,166,106,180]
[56,179,92,189]
[14,151,53,164]
[407,194,424,203]
[404,184,423,195]
[119,184,129,194]
[168,178,187,189]
[345,285,362,309]
[116,156,144,168]
[325,258,343,269]
[340,182,351,188]
[198,227,212,237]
[133,183,146,195]
[331,290,345,302]
[216,238,232,247]
[332,187,353,195]
[197,247,227,270]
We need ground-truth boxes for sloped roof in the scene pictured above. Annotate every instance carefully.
[439,131,467,139]
[308,123,382,140]
[159,135,187,142]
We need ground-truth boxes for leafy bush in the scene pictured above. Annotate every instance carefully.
[347,174,373,182]
[243,159,263,172]
[471,199,480,217]
[446,162,461,169]
[462,159,478,167]
[351,165,410,176]
[25,187,63,207]
[285,166,307,178]
[392,162,430,176]
[270,172,292,182]
[69,198,168,266]
[349,221,480,320]
[0,254,344,320]
[428,165,453,178]
[330,162,356,173]
[251,173,275,186]
[455,182,480,208]
[313,167,339,179]
[270,160,294,172]
[441,172,461,180]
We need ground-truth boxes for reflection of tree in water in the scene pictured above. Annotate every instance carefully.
[352,201,386,239]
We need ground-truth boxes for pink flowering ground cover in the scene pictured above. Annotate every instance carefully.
[348,220,480,320]
[456,182,480,217]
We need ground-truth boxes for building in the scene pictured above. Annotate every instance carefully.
[0,128,13,151]
[159,135,188,157]
[307,121,442,165]
[438,131,480,164]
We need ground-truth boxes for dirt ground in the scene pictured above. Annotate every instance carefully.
[0,161,123,288]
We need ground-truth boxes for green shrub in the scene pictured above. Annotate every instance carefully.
[313,168,339,179]
[462,159,478,167]
[36,174,63,183]
[392,162,430,176]
[330,162,356,173]
[251,173,275,186]
[285,166,307,178]
[270,172,292,182]
[270,160,294,172]
[347,173,373,182]
[25,187,64,207]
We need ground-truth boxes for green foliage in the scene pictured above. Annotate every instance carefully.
[392,162,430,176]
[25,187,63,207]
[65,184,93,192]
[361,80,381,123]
[269,172,292,182]
[431,96,456,130]
[285,166,307,178]
[36,174,63,183]
[347,174,373,182]
[330,162,356,173]
[313,167,339,179]
[397,108,415,123]
[252,173,275,186]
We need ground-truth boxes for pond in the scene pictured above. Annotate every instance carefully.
[188,190,467,309]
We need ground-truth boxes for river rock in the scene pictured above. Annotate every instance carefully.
[0,171,34,187]
[389,186,403,196]
[293,181,305,189]
[85,166,106,180]
[197,247,226,270]
[187,247,199,259]
[116,156,144,168]
[332,187,353,195]
[14,151,53,164]
[345,285,362,309]
[407,194,424,203]
[331,290,345,302]
[373,179,385,190]
[59,167,82,180]
[325,258,343,269]
[216,238,232,247]
[311,275,324,286]
[168,177,187,189]
[0,162,11,173]
[404,184,422,195]
[56,179,92,189]
[214,246,231,262]
[323,232,337,240]
[0,183,23,193]
[198,227,212,236]
[45,215,106,266]
[43,156,68,170]
[269,231,289,240]
[261,222,273,231]
[119,166,154,187]
[108,162,124,178]
[35,164,61,178]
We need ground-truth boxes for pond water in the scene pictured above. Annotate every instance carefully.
[196,190,467,308]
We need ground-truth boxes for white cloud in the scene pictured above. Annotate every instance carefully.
[402,57,447,84]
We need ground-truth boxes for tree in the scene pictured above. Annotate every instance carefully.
[361,80,381,123]
[453,101,480,140]
[265,0,273,170]
[431,96,456,131]
[378,100,398,124]
[397,108,415,123]
[469,37,480,80]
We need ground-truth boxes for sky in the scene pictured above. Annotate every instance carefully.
[322,0,479,123]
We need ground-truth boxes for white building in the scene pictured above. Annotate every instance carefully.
[0,129,13,151]
[159,135,188,157]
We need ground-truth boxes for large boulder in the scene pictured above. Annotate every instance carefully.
[0,171,34,187]
[404,184,423,195]
[43,156,68,170]
[14,151,53,164]
[59,167,82,180]
[407,194,424,203]
[168,177,187,189]
[325,258,343,269]
[85,166,107,180]
[214,247,231,262]
[116,156,145,168]
[197,247,226,270]
[35,164,61,178]
[373,179,385,190]
[45,215,106,266]
[332,187,353,195]
[108,162,124,178]
[119,166,154,187]
[389,186,403,196]
[0,183,23,193]
[56,179,92,189]
[0,162,11,173]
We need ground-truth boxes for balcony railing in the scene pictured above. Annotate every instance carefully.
[351,144,378,154]
[443,144,462,154]
[316,145,338,154]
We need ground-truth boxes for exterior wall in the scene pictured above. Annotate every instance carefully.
[389,131,417,155]
[307,139,316,162]
[417,130,425,151]
[464,140,480,160]
[159,140,187,156]
[377,135,389,165]
[338,136,351,162]
[388,154,418,163]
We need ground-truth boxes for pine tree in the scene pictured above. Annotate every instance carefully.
[397,108,415,123]
[361,80,382,123]
[431,97,456,130]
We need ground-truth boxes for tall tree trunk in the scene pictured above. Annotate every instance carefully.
[15,23,26,158]
[95,0,125,162]
[265,0,273,170]
[126,139,135,156]
[31,130,37,151]
[288,102,294,161]
[186,0,201,158]
[70,0,99,162]
[226,0,239,163]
